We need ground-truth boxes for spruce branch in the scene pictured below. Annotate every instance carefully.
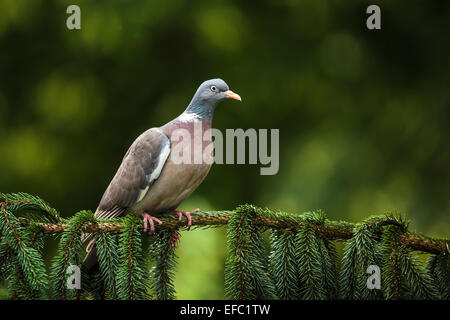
[1,193,449,300]
[0,199,48,293]
[295,212,328,300]
[224,205,256,299]
[269,230,302,299]
[117,215,149,300]
[318,238,339,299]
[96,232,119,299]
[149,229,180,300]
[426,254,449,299]
[26,209,449,255]
[50,210,95,299]
[0,241,13,281]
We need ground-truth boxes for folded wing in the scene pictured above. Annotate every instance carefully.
[95,128,171,220]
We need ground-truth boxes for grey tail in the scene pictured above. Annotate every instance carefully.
[82,236,99,270]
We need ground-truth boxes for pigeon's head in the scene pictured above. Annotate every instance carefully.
[194,78,241,104]
[186,78,241,119]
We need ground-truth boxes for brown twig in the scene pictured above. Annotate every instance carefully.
[24,210,449,255]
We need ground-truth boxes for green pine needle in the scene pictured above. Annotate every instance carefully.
[0,193,448,300]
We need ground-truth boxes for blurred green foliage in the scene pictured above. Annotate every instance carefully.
[0,0,448,299]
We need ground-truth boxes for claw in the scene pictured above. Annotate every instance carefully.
[141,212,162,234]
[172,208,200,228]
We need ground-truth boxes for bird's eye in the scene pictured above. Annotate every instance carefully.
[210,85,217,92]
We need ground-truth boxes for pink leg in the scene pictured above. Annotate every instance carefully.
[172,208,200,227]
[141,212,162,234]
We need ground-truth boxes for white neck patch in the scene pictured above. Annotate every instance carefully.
[178,112,201,123]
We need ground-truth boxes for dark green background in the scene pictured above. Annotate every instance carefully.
[0,0,449,298]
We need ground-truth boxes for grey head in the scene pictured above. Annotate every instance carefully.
[185,78,241,120]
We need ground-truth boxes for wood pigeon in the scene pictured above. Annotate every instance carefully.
[83,79,241,268]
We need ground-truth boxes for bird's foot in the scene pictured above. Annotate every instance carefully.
[172,208,200,228]
[141,212,162,234]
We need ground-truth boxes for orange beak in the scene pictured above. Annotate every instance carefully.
[225,90,242,101]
